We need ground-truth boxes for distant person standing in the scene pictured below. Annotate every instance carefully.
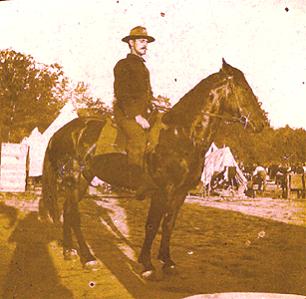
[253,164,267,191]
[113,26,156,199]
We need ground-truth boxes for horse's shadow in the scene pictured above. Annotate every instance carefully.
[1,208,73,299]
[81,196,306,297]
[80,198,170,299]
[0,201,18,228]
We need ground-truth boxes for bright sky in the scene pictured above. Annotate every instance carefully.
[0,0,305,129]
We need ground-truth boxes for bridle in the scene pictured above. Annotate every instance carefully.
[202,112,251,129]
[201,74,253,129]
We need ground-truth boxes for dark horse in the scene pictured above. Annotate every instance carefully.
[39,60,268,279]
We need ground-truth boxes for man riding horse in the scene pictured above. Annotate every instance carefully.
[113,26,157,199]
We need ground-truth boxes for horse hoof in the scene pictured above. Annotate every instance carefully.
[63,249,78,260]
[163,264,177,275]
[84,260,101,271]
[141,270,161,281]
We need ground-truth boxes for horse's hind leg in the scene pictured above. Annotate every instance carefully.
[63,186,97,265]
[61,160,97,267]
[69,176,97,266]
[63,196,78,260]
[138,194,165,275]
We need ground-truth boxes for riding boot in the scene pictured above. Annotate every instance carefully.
[127,164,157,200]
[135,172,157,200]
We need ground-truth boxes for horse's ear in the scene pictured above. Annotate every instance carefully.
[222,58,228,70]
[222,58,232,74]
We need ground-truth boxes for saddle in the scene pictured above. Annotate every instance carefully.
[94,112,166,157]
[95,117,126,155]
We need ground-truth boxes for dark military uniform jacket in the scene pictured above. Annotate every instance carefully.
[113,54,153,119]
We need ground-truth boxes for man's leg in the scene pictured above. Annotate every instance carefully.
[118,118,156,199]
[119,118,146,168]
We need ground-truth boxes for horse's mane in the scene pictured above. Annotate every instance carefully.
[162,71,225,127]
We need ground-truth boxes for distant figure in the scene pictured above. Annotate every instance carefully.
[210,169,226,190]
[227,166,238,189]
[253,165,266,175]
[245,180,256,198]
[113,26,156,199]
[295,163,304,174]
[253,165,267,191]
[291,163,305,199]
[275,164,291,198]
[268,163,279,181]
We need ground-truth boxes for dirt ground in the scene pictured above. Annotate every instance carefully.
[0,190,305,299]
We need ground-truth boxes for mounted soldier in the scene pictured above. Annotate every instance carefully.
[113,26,157,199]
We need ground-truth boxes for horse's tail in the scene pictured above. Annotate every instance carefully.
[39,144,60,223]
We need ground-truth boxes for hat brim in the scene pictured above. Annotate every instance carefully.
[122,35,155,43]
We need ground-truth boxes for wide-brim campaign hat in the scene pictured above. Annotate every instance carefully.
[122,26,155,43]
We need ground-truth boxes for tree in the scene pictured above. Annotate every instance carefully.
[0,49,68,142]
[214,120,306,167]
[153,95,172,110]
[70,81,112,118]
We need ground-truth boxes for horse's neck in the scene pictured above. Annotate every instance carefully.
[150,73,229,152]
[147,112,167,152]
[187,84,226,147]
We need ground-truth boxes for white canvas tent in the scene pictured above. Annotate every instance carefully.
[22,127,45,177]
[22,102,78,177]
[0,143,28,192]
[205,142,218,158]
[202,145,247,190]
[43,101,78,141]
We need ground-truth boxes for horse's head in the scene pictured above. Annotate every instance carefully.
[162,59,269,146]
[220,59,269,132]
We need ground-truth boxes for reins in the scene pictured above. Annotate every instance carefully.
[152,104,251,129]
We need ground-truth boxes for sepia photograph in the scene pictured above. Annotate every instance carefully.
[0,0,305,298]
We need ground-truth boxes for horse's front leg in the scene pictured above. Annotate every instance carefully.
[138,194,165,276]
[158,194,186,273]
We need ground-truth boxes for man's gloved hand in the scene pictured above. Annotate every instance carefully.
[135,115,150,129]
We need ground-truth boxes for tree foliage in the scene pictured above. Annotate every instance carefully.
[214,121,306,166]
[0,49,111,143]
[71,81,112,118]
[0,49,69,142]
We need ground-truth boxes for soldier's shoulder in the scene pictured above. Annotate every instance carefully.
[115,57,129,67]
[115,57,132,72]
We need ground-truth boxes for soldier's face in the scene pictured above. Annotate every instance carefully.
[130,39,148,56]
